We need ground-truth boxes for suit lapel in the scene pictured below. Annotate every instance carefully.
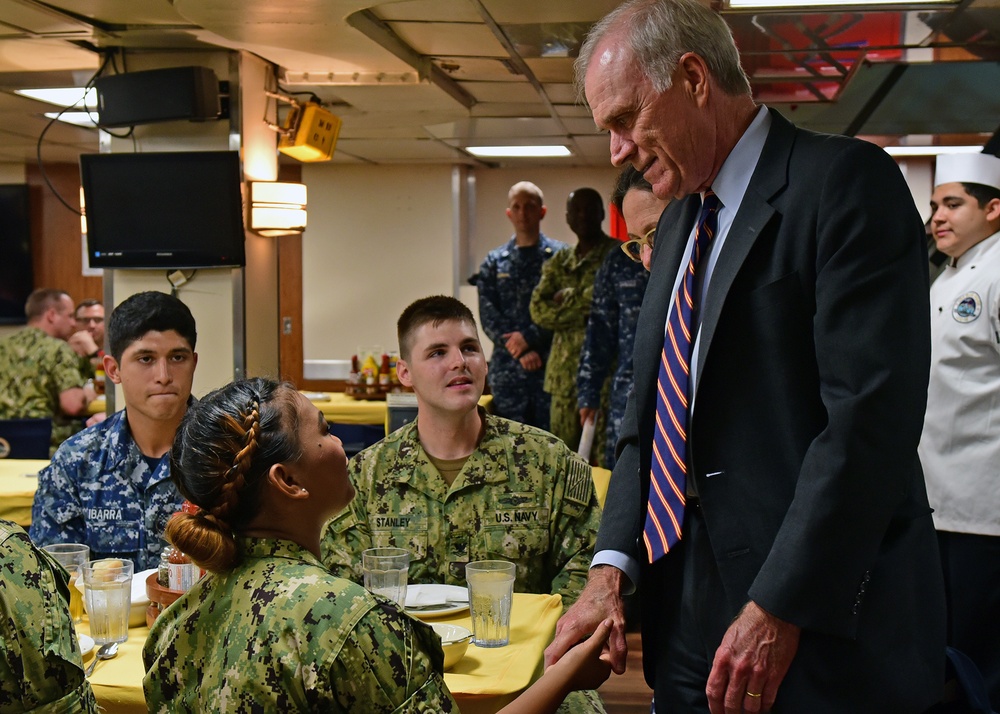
[694,110,795,390]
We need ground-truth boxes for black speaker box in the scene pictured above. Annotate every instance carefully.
[95,66,221,127]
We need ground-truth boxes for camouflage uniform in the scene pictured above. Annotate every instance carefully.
[30,408,184,571]
[477,235,567,431]
[0,327,85,453]
[0,519,98,714]
[143,536,456,713]
[322,410,600,606]
[529,236,619,453]
[577,249,649,469]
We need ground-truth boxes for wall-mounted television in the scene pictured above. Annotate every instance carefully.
[0,184,33,324]
[80,151,246,269]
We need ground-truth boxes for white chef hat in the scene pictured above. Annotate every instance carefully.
[935,152,1000,191]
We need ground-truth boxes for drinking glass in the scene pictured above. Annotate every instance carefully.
[362,547,409,606]
[81,559,133,645]
[42,543,89,623]
[466,560,515,647]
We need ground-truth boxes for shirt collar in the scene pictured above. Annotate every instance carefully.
[947,229,1000,269]
[709,105,771,209]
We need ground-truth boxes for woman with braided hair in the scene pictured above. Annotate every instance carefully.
[142,377,612,713]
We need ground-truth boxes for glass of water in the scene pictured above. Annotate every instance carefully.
[81,558,133,645]
[362,547,409,606]
[466,560,515,648]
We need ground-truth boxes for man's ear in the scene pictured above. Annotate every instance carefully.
[677,52,711,106]
[396,358,413,388]
[985,196,1000,224]
[539,205,547,220]
[104,355,122,385]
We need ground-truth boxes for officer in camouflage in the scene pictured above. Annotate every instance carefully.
[0,288,95,454]
[322,295,607,713]
[577,168,657,469]
[477,181,566,431]
[143,378,456,711]
[530,189,619,457]
[30,292,198,570]
[0,519,98,713]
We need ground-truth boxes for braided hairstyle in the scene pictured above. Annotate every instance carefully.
[165,377,303,573]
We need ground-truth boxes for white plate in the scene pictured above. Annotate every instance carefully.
[404,584,469,619]
[302,391,331,402]
[78,634,94,658]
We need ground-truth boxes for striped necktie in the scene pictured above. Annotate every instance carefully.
[643,191,720,563]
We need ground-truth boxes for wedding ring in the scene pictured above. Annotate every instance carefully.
[746,691,762,698]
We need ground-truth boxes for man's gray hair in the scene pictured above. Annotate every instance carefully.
[575,0,751,98]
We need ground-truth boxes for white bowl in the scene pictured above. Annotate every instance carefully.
[430,623,472,670]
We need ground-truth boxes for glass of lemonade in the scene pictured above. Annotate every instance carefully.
[361,547,409,606]
[81,559,133,645]
[42,543,89,623]
[466,560,515,648]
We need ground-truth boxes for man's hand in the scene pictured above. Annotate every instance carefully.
[67,330,99,358]
[706,600,800,714]
[502,331,529,359]
[545,566,628,674]
[519,351,542,371]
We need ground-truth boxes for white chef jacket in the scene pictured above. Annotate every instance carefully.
[918,230,1000,536]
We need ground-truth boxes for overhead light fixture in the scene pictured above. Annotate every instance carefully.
[16,87,96,109]
[728,0,956,6]
[44,111,97,128]
[884,145,984,157]
[466,145,571,158]
[249,182,308,237]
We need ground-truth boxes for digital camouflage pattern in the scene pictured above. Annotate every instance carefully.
[143,537,456,713]
[0,327,86,452]
[529,236,619,450]
[322,410,601,606]
[477,235,567,430]
[0,520,98,714]
[30,408,184,570]
[577,249,649,469]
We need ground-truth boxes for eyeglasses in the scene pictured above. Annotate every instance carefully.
[620,227,656,263]
[76,316,104,325]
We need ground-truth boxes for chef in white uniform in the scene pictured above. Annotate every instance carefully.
[919,151,1000,710]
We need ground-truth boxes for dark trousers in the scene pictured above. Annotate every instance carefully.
[938,530,1000,711]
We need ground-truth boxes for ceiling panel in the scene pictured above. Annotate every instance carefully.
[543,83,578,104]
[459,81,540,104]
[524,57,576,83]
[424,117,565,140]
[387,21,505,58]
[334,137,468,162]
[430,56,526,82]
[483,0,620,24]
[373,0,482,24]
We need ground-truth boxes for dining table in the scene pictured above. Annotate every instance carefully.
[305,391,493,430]
[78,591,562,714]
[0,458,45,527]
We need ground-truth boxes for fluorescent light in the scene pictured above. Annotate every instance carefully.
[249,181,308,237]
[17,87,96,109]
[466,145,571,158]
[729,0,955,6]
[44,111,98,128]
[884,145,983,157]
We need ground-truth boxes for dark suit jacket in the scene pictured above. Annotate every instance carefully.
[598,109,945,711]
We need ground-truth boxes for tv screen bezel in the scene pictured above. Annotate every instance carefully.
[80,151,247,270]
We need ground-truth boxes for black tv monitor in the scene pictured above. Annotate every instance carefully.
[0,184,33,324]
[80,151,246,269]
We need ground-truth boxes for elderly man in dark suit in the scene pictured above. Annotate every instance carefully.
[545,2,946,713]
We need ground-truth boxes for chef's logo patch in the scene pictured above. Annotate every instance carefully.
[952,292,982,323]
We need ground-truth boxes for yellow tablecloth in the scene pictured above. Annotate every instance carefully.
[77,592,560,714]
[78,621,150,714]
[0,459,45,527]
[308,392,493,429]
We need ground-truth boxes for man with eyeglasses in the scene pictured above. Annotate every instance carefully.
[577,167,662,469]
[68,299,105,379]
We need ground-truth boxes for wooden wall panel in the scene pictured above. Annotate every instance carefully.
[25,162,103,306]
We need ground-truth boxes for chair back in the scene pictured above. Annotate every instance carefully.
[0,418,52,459]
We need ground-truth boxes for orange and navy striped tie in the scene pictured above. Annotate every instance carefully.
[643,191,720,563]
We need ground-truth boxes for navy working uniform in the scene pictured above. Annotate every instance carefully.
[30,408,184,571]
[577,249,649,468]
[477,234,566,430]
[0,519,98,714]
